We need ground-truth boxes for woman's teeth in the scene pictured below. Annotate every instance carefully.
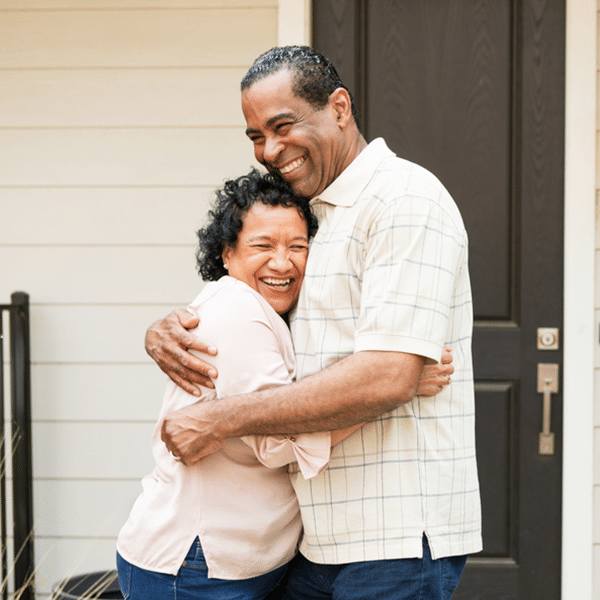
[262,278,292,288]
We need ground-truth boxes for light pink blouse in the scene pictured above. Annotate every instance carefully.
[117,277,331,579]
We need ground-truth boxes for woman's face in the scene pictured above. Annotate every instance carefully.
[222,202,309,315]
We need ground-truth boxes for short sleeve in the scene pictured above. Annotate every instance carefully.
[355,195,468,362]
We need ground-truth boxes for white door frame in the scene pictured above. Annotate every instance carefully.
[563,1,596,599]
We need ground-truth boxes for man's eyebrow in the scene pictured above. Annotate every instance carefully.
[245,112,296,136]
[266,112,295,127]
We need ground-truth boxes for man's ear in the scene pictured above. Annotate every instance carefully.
[329,87,353,127]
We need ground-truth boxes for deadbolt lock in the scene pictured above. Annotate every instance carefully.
[537,328,559,350]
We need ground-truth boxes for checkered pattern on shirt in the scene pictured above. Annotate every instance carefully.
[289,138,482,565]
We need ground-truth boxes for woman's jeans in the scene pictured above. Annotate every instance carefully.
[116,537,289,600]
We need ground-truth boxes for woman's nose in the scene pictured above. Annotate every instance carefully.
[269,251,291,270]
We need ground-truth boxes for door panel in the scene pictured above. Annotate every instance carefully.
[313,1,564,598]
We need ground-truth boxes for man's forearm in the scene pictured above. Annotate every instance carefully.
[209,350,425,438]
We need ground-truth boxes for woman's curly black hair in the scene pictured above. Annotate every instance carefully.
[196,168,318,281]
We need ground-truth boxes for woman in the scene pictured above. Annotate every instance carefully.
[116,169,451,600]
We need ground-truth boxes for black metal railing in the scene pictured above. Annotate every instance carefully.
[1,292,34,600]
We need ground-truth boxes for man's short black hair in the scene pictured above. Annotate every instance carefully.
[196,168,318,282]
[241,45,359,127]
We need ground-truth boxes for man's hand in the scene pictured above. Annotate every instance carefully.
[161,402,224,466]
[145,308,219,395]
[416,348,454,396]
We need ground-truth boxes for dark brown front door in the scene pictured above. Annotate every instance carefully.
[313,1,565,598]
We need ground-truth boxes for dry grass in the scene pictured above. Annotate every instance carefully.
[1,427,121,599]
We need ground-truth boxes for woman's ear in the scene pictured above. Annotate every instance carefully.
[222,246,232,270]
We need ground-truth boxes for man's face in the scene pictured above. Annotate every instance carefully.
[242,69,345,198]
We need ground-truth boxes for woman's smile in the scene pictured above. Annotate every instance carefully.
[222,202,309,315]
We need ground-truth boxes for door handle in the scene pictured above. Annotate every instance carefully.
[537,363,559,455]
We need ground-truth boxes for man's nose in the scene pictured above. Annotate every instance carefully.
[263,136,283,163]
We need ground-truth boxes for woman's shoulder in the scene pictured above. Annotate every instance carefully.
[190,277,283,329]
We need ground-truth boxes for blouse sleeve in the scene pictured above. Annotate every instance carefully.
[193,282,331,479]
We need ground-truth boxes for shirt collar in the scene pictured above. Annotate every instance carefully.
[310,138,395,208]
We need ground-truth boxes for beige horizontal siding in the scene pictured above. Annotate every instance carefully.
[0,128,254,186]
[32,364,167,422]
[0,188,213,245]
[29,305,183,363]
[0,9,276,68]
[34,480,144,538]
[0,68,248,127]
[33,422,155,479]
[2,246,202,304]
[1,0,276,9]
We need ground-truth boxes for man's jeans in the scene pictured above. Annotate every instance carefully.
[280,535,467,600]
[117,537,289,600]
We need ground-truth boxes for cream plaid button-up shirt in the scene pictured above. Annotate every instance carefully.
[290,138,482,564]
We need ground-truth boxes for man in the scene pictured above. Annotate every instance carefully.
[146,46,481,599]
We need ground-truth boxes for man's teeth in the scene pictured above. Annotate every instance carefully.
[262,278,292,287]
[279,157,305,174]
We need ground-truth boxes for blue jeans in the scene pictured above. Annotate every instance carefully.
[280,535,466,600]
[117,537,289,600]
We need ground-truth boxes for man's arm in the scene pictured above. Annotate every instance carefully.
[147,309,454,398]
[162,349,425,465]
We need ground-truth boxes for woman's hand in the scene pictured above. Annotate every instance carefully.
[145,308,219,395]
[416,348,454,396]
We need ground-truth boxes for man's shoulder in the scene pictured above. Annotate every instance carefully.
[374,152,446,197]
[362,151,466,232]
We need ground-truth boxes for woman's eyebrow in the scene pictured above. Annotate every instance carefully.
[247,233,308,242]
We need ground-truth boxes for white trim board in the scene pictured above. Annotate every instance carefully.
[563,1,597,599]
[278,0,311,47]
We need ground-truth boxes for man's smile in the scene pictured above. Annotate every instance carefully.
[278,156,306,175]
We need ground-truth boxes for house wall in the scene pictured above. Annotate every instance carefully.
[0,1,284,597]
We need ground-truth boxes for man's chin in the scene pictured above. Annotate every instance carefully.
[267,168,292,187]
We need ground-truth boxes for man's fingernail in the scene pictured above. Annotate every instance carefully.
[208,346,217,354]
[208,370,217,378]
